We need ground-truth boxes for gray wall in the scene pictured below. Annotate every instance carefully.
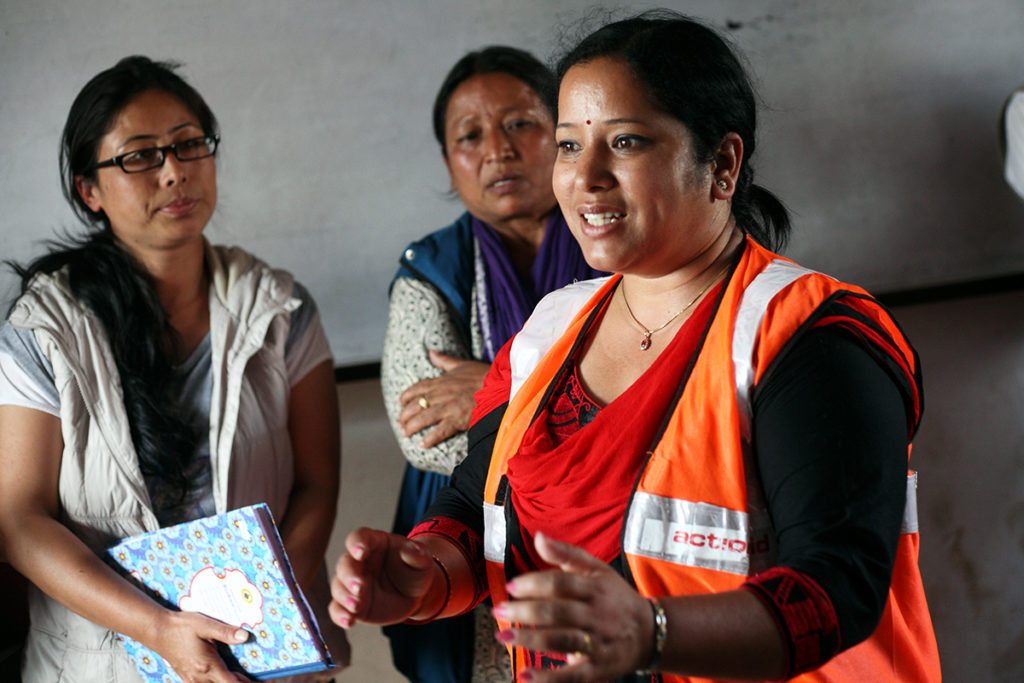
[3,1,1023,680]
[2,0,1023,363]
[897,291,1024,682]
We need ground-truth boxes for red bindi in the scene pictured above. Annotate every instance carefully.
[586,119,591,125]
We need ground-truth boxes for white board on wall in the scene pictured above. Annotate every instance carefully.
[3,0,1023,365]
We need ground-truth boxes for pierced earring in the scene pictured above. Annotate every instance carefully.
[716,179,728,190]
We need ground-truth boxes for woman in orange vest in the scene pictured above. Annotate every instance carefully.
[331,11,941,682]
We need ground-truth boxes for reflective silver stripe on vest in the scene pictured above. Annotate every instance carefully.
[488,279,608,565]
[733,261,921,536]
[732,259,816,442]
[509,277,611,401]
[484,502,506,563]
[903,471,919,534]
[623,492,776,575]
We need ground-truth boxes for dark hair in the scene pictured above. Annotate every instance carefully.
[432,45,556,154]
[11,56,218,502]
[555,10,791,251]
[62,55,218,227]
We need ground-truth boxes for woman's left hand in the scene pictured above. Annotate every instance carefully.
[398,350,489,448]
[493,531,655,682]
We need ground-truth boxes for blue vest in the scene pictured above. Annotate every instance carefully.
[393,211,475,347]
[386,212,478,683]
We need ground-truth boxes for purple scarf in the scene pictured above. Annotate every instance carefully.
[471,212,604,361]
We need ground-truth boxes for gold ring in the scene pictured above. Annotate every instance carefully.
[579,631,592,656]
[417,396,430,409]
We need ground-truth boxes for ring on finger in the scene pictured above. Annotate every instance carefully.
[418,395,430,409]
[572,630,593,658]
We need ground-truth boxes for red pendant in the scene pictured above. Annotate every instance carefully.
[640,333,652,351]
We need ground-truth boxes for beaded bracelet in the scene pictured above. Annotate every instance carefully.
[636,597,668,675]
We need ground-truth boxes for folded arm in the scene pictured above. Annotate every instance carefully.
[381,277,486,473]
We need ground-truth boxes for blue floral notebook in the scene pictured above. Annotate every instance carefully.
[106,503,334,681]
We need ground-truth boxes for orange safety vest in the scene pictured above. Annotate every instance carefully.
[482,238,940,682]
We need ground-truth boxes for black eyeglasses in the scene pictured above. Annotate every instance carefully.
[88,135,220,174]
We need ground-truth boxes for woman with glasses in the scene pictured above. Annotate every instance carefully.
[332,12,940,682]
[0,56,347,682]
[380,46,604,682]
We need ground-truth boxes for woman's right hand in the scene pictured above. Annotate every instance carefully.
[149,610,251,683]
[328,527,437,628]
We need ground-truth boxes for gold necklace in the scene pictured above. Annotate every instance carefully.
[621,264,730,351]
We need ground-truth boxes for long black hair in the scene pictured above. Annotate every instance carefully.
[555,10,791,251]
[10,55,220,501]
[432,45,557,154]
